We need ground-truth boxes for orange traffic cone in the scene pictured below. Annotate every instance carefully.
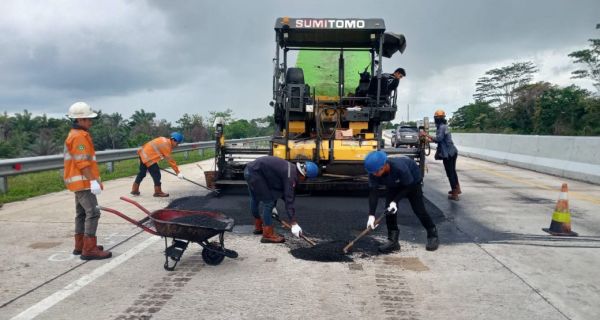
[542,183,578,236]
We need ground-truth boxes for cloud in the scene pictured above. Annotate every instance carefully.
[0,0,598,123]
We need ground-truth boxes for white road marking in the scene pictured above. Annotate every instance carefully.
[10,236,160,320]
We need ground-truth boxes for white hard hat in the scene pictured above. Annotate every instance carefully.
[67,102,98,119]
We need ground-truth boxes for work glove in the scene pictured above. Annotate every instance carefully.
[386,201,398,214]
[177,173,185,180]
[366,215,377,230]
[90,180,102,196]
[291,223,302,237]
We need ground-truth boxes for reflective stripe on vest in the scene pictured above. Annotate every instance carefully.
[150,141,165,159]
[64,175,87,184]
[64,154,95,161]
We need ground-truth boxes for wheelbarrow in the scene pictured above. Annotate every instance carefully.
[98,196,238,271]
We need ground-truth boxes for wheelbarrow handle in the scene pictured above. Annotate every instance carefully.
[119,196,152,216]
[272,212,317,246]
[97,205,158,236]
[343,213,386,254]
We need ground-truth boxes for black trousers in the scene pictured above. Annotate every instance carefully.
[134,158,161,186]
[443,153,459,190]
[385,184,436,232]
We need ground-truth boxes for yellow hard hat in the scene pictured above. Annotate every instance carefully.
[434,109,446,117]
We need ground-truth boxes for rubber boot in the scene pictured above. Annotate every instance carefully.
[153,185,169,197]
[448,183,462,195]
[81,236,112,260]
[130,182,140,196]
[253,218,263,235]
[378,230,400,253]
[426,227,439,251]
[448,189,459,201]
[260,226,285,243]
[73,233,103,255]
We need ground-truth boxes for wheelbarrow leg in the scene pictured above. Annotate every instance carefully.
[164,238,189,271]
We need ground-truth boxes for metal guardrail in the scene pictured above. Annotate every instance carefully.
[0,136,270,193]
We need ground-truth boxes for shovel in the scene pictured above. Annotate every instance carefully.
[272,208,317,246]
[343,213,386,254]
[160,168,219,195]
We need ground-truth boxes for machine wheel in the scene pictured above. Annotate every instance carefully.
[202,243,225,266]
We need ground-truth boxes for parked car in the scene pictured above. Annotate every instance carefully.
[392,125,419,148]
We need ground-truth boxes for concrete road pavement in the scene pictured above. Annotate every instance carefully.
[0,155,599,320]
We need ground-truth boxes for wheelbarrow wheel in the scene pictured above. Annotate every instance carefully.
[202,243,225,266]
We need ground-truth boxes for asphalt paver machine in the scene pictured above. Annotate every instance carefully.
[215,17,422,192]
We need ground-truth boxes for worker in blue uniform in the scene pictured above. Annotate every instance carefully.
[364,150,439,253]
[244,156,319,243]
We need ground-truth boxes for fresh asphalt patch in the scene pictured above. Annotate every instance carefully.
[167,192,445,262]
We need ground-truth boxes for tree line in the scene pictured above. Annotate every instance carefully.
[451,28,600,135]
[0,108,274,158]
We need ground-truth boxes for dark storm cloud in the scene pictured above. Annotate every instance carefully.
[0,0,598,121]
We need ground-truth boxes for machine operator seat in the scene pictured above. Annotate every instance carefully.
[286,67,305,85]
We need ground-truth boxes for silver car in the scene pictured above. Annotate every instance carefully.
[392,125,419,148]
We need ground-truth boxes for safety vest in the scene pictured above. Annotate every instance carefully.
[63,129,100,192]
[137,137,180,173]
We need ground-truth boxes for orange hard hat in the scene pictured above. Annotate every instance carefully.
[434,109,446,117]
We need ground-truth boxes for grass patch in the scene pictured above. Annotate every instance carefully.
[0,150,215,204]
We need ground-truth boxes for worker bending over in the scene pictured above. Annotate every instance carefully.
[364,151,439,253]
[244,156,318,243]
[131,132,185,197]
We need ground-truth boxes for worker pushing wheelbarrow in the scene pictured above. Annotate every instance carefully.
[98,196,238,271]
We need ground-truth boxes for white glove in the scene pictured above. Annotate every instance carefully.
[90,180,102,195]
[291,223,302,237]
[177,173,185,180]
[367,215,377,230]
[386,201,398,214]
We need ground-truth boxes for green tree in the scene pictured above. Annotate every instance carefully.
[474,61,538,106]
[450,102,498,131]
[176,113,208,142]
[534,85,589,135]
[504,82,552,134]
[226,119,256,139]
[26,128,60,156]
[581,97,600,135]
[569,35,600,92]
[91,112,129,150]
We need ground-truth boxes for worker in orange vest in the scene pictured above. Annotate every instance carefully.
[64,102,112,260]
[130,132,184,197]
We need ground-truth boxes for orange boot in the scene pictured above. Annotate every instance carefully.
[73,233,103,255]
[130,182,140,196]
[253,218,263,235]
[153,185,169,197]
[260,226,285,243]
[448,183,462,195]
[81,236,112,260]
[448,189,460,201]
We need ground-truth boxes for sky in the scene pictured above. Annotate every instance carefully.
[0,0,598,124]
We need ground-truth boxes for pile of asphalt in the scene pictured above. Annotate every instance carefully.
[167,193,445,262]
[169,215,229,230]
[289,240,353,262]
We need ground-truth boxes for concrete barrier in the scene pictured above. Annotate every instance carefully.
[449,133,600,185]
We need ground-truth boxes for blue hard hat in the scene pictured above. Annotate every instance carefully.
[296,161,319,179]
[364,151,387,174]
[304,161,319,179]
[170,132,184,143]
